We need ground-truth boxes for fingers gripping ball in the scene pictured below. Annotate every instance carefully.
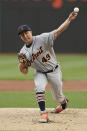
[18,53,29,67]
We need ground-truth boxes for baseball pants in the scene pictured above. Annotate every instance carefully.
[34,66,65,103]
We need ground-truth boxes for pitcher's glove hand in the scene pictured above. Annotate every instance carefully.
[18,53,29,67]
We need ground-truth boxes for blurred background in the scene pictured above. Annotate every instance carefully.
[0,0,87,53]
[0,0,87,108]
[0,0,87,80]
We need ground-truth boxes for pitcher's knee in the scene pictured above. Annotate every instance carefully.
[35,86,45,93]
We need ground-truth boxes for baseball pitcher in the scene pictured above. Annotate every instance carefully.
[17,10,78,123]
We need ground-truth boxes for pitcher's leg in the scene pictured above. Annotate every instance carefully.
[47,67,68,113]
[50,81,64,103]
[34,71,48,122]
[48,67,65,103]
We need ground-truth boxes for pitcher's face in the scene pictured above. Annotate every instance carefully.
[19,31,33,45]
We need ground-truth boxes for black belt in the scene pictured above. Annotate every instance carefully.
[42,65,58,74]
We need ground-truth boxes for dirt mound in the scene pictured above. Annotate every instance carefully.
[0,108,87,131]
[0,80,87,91]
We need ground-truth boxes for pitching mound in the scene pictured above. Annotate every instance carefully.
[0,108,87,131]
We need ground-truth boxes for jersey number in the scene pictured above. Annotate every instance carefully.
[42,54,50,63]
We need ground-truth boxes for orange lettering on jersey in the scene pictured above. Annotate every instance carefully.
[28,46,43,66]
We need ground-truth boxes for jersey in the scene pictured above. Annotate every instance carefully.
[20,31,58,72]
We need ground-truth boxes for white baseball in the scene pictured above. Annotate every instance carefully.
[74,7,79,13]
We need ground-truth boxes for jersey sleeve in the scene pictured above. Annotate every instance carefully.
[19,46,27,57]
[48,31,55,46]
[20,46,25,54]
[19,45,30,60]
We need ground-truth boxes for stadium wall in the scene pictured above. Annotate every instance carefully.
[0,0,87,53]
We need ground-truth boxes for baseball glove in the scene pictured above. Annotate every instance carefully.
[18,53,29,67]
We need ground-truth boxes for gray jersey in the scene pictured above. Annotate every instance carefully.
[20,31,58,72]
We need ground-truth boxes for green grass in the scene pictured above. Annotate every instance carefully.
[0,54,34,80]
[0,54,87,80]
[0,91,87,108]
[57,54,87,80]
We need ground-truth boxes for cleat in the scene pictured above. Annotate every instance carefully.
[40,112,48,123]
[55,105,63,113]
[55,98,69,113]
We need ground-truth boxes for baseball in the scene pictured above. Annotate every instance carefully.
[74,7,79,13]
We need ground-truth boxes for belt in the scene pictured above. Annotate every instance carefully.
[42,65,58,74]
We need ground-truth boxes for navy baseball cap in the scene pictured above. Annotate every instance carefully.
[17,24,32,35]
